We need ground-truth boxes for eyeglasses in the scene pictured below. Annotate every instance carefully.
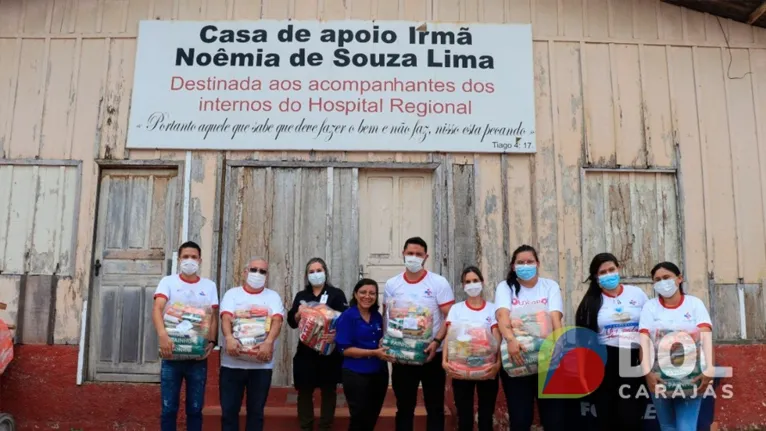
[248,268,268,274]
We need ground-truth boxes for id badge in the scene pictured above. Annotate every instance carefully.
[320,293,329,304]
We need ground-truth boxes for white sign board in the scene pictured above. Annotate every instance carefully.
[126,20,536,153]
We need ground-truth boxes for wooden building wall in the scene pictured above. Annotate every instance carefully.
[1,0,766,383]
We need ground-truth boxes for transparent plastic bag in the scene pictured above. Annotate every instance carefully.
[298,301,342,355]
[232,305,273,362]
[652,327,704,396]
[446,319,499,380]
[501,302,553,377]
[0,319,13,375]
[382,297,434,365]
[162,289,214,360]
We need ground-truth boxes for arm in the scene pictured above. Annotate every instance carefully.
[550,311,564,331]
[221,312,239,356]
[152,296,172,357]
[495,308,516,341]
[286,293,302,329]
[548,282,565,331]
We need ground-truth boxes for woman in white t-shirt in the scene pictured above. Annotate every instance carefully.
[574,253,649,431]
[639,262,714,431]
[494,245,565,431]
[442,266,501,431]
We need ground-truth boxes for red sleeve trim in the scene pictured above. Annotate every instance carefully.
[491,323,499,330]
[211,304,219,309]
[639,329,650,335]
[153,293,168,301]
[697,323,712,330]
[272,313,284,319]
[438,300,456,307]
[220,311,233,318]
[445,321,451,326]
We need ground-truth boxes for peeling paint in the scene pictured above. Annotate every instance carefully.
[191,155,205,183]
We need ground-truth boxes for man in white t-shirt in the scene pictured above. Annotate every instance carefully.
[383,237,455,431]
[152,241,219,431]
[219,256,284,431]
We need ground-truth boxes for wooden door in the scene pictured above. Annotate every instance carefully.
[358,170,434,305]
[88,168,180,382]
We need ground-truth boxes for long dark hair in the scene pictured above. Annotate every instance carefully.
[461,265,485,284]
[575,253,620,332]
[349,278,379,312]
[303,257,336,291]
[505,245,540,297]
[650,261,685,294]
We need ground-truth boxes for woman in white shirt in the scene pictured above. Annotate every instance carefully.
[639,262,714,431]
[442,266,501,431]
[494,245,565,431]
[574,252,648,431]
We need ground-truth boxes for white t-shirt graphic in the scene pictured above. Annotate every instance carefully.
[220,286,285,370]
[494,277,564,316]
[446,301,499,331]
[597,284,648,347]
[153,275,219,309]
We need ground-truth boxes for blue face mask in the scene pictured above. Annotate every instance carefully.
[598,273,621,290]
[515,264,537,281]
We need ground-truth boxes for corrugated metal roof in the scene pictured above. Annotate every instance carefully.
[663,0,766,28]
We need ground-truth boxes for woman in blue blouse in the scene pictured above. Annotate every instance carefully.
[335,278,393,431]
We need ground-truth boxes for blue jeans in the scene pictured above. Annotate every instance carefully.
[219,367,273,431]
[651,394,703,431]
[160,359,208,431]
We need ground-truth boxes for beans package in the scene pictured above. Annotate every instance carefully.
[501,303,553,377]
[298,302,342,355]
[446,320,499,380]
[162,291,214,360]
[652,328,704,395]
[0,319,13,375]
[382,298,433,365]
[233,305,273,362]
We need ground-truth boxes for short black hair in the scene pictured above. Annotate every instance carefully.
[178,241,201,256]
[403,236,428,253]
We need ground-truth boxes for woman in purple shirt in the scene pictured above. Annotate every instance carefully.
[335,278,393,431]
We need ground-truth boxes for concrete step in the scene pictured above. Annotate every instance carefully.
[202,387,454,431]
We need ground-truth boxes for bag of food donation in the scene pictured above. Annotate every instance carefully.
[446,319,499,380]
[0,319,13,375]
[162,289,214,360]
[653,327,704,395]
[382,297,433,365]
[298,301,342,355]
[233,305,273,362]
[501,302,553,377]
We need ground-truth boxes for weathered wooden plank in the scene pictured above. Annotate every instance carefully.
[330,168,359,296]
[614,44,646,167]
[98,287,117,362]
[143,285,159,363]
[40,39,77,160]
[18,274,57,344]
[745,283,766,340]
[53,276,80,344]
[710,282,741,341]
[102,249,165,260]
[228,160,440,169]
[9,39,45,159]
[127,176,150,249]
[451,164,477,303]
[584,43,616,166]
[4,167,37,274]
[100,38,136,160]
[581,171,607,269]
[641,45,675,166]
[635,0,660,40]
[0,276,20,329]
[630,173,659,277]
[119,287,142,363]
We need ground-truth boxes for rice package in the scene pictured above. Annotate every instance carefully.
[233,305,273,362]
[298,302,342,355]
[652,327,704,395]
[382,298,433,365]
[501,302,553,377]
[0,319,13,375]
[446,320,499,380]
[162,290,214,360]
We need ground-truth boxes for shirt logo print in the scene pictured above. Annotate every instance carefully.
[424,288,433,297]
[684,312,692,320]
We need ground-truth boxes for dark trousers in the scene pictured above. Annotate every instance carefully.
[297,385,338,431]
[391,352,446,431]
[452,376,499,431]
[160,359,208,431]
[219,367,273,431]
[500,371,566,431]
[342,368,389,431]
[592,346,646,431]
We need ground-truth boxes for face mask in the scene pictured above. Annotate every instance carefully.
[515,264,537,281]
[404,255,424,273]
[653,279,678,298]
[464,282,483,297]
[308,272,326,286]
[180,259,199,276]
[247,273,266,289]
[598,273,621,290]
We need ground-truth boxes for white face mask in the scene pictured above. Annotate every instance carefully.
[464,282,483,297]
[308,271,326,286]
[180,259,199,276]
[404,255,424,273]
[247,272,266,289]
[653,278,678,298]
